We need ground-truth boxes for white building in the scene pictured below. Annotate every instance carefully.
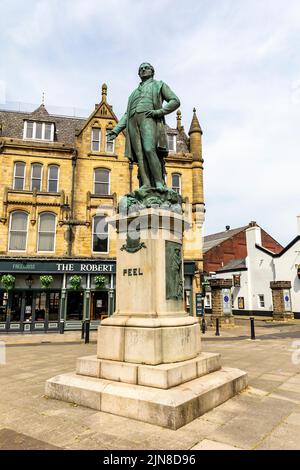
[214,216,300,318]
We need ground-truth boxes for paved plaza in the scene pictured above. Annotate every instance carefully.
[0,320,300,450]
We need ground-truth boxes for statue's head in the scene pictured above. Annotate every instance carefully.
[138,62,155,80]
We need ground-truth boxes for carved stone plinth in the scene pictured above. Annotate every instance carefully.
[209,278,235,327]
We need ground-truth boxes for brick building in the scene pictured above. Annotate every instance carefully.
[0,84,205,333]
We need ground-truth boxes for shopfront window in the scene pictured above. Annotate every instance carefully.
[49,292,60,321]
[10,292,22,321]
[0,292,8,322]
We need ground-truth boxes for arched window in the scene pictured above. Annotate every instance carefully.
[94,168,110,195]
[92,215,109,253]
[31,163,43,191]
[13,162,26,190]
[172,173,181,194]
[37,213,56,252]
[9,211,28,251]
[168,134,176,153]
[47,165,59,192]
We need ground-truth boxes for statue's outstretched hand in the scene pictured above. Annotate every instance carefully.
[106,130,117,142]
[145,109,164,119]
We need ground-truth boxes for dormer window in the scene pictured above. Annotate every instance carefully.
[167,134,176,153]
[23,121,54,141]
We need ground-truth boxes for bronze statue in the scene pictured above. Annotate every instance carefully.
[107,63,180,190]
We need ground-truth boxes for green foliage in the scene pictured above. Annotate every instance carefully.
[94,275,107,289]
[1,274,16,291]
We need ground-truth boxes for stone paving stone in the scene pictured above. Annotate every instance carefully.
[191,439,241,450]
[1,328,300,450]
[284,412,300,426]
[255,423,300,450]
[0,428,61,450]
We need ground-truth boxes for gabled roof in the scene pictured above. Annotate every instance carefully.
[217,258,247,272]
[203,226,247,253]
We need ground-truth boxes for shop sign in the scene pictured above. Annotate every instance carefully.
[195,293,203,316]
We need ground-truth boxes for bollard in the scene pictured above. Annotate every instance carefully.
[81,320,85,340]
[215,317,220,336]
[201,317,206,334]
[59,320,64,335]
[85,320,90,344]
[250,317,255,340]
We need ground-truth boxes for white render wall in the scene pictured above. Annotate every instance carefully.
[214,217,300,315]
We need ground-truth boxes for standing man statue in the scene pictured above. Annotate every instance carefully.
[107,63,180,191]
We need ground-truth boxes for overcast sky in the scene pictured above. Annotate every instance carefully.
[1,0,300,246]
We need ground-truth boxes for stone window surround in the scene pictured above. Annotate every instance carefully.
[37,212,57,253]
[92,215,109,254]
[8,210,29,252]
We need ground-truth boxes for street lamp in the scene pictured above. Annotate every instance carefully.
[25,275,34,288]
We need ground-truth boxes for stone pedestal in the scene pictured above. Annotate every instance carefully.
[209,278,235,327]
[46,209,247,429]
[270,281,294,321]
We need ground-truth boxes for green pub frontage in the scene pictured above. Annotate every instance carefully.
[0,258,196,333]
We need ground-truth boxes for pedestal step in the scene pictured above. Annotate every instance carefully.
[76,352,221,389]
[45,367,248,430]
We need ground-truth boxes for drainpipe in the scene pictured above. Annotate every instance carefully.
[129,162,133,193]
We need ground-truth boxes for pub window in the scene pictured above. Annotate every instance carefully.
[47,165,59,192]
[49,292,60,321]
[37,212,56,252]
[91,128,101,152]
[13,162,26,190]
[167,134,176,153]
[92,215,109,253]
[31,163,43,191]
[8,211,28,251]
[105,130,115,153]
[171,173,181,194]
[94,168,110,195]
[23,121,54,141]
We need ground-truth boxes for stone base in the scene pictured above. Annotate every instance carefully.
[208,315,235,328]
[97,317,201,365]
[76,352,221,389]
[45,366,247,430]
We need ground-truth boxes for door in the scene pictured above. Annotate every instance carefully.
[32,291,47,331]
[91,291,108,321]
